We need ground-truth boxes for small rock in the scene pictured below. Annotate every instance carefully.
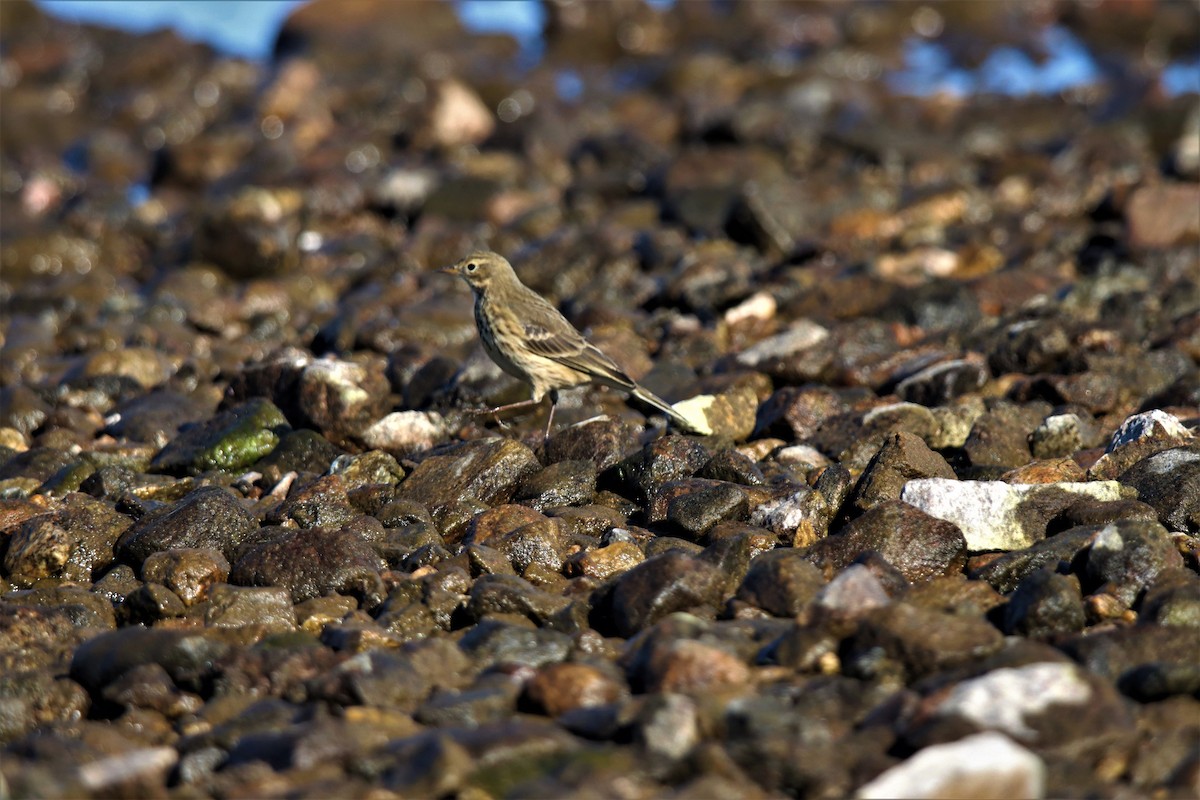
[932,662,1128,747]
[1002,569,1085,637]
[525,663,626,717]
[813,564,893,618]
[735,548,826,617]
[140,548,230,606]
[895,356,988,407]
[845,603,1004,680]
[611,435,713,504]
[1091,410,1194,480]
[1084,518,1182,606]
[514,460,597,512]
[545,416,640,471]
[397,438,541,534]
[1116,446,1200,533]
[359,411,450,457]
[850,431,957,514]
[204,584,295,631]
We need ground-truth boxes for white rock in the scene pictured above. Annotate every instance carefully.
[79,747,178,792]
[901,478,1127,551]
[668,395,716,436]
[856,732,1045,800]
[774,444,831,471]
[814,564,891,616]
[360,411,448,455]
[723,291,776,327]
[1106,409,1191,452]
[736,320,829,367]
[935,662,1093,741]
[750,485,819,535]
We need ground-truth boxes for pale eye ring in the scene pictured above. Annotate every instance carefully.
[466,263,477,272]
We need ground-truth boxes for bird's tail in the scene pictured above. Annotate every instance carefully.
[630,385,707,434]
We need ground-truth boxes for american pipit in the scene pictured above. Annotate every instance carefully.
[442,250,701,439]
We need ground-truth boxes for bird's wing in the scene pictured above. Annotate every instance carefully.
[518,296,636,390]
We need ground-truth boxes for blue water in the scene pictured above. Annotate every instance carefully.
[33,0,1200,98]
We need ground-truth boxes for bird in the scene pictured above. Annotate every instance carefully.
[441,250,702,440]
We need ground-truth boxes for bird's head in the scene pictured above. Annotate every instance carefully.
[441,250,514,292]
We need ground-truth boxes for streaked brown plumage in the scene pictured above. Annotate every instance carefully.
[442,250,699,439]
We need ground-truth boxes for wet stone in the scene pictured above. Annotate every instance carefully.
[1002,568,1086,637]
[120,582,187,624]
[1117,445,1200,533]
[850,431,957,514]
[567,540,645,581]
[252,429,345,485]
[140,548,229,606]
[204,584,295,631]
[734,548,826,617]
[70,627,231,694]
[1083,518,1182,606]
[648,479,749,538]
[513,459,597,512]
[104,390,216,447]
[524,662,626,718]
[605,551,726,638]
[698,448,765,486]
[396,439,541,534]
[610,435,713,504]
[804,500,966,584]
[115,485,257,567]
[457,618,573,670]
[229,523,387,606]
[266,474,359,529]
[545,417,640,471]
[844,603,1005,681]
[3,493,131,587]
[466,573,570,627]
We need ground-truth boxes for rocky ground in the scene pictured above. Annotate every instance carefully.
[1,0,1199,797]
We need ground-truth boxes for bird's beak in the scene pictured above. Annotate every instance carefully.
[439,265,458,275]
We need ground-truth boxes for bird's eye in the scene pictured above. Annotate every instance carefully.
[466,263,477,272]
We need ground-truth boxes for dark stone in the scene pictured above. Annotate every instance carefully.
[844,603,1005,681]
[1002,569,1085,637]
[850,431,957,514]
[609,434,713,504]
[70,627,231,693]
[735,548,826,617]
[1083,518,1182,606]
[514,460,597,512]
[804,500,966,584]
[116,485,257,566]
[230,522,387,606]
[545,417,640,472]
[605,551,726,637]
[1118,445,1200,533]
[397,439,541,534]
[103,390,215,445]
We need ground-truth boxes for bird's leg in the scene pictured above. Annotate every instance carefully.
[472,397,543,429]
[542,389,560,445]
